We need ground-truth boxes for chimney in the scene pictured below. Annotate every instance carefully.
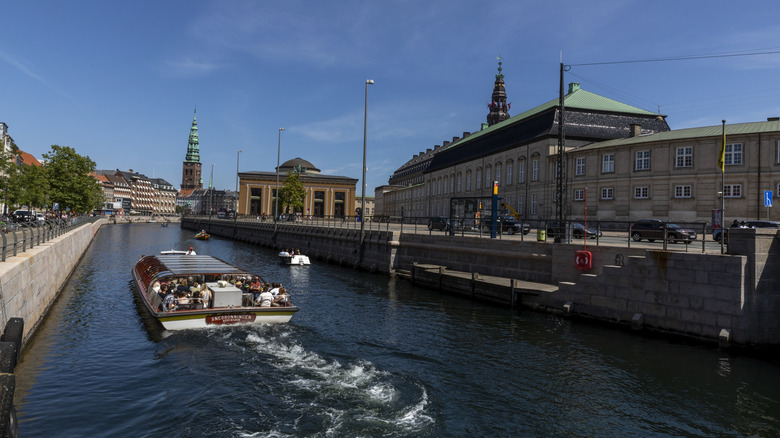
[629,124,641,137]
[452,136,460,143]
[568,82,581,94]
[768,117,780,121]
[442,141,450,147]
[426,148,432,154]
[463,131,471,138]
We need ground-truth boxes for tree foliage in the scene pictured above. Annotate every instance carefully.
[43,145,102,213]
[278,171,306,214]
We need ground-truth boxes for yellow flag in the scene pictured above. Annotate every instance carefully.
[718,122,726,173]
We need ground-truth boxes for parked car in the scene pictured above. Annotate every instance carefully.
[12,210,32,223]
[546,221,602,239]
[713,220,780,243]
[480,215,530,235]
[428,216,451,231]
[36,213,45,222]
[630,219,697,243]
[216,208,228,219]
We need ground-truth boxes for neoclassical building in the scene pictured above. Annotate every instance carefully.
[379,62,780,225]
[379,61,670,223]
[237,157,358,218]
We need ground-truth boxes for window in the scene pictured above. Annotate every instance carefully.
[777,141,780,164]
[532,159,539,181]
[724,184,742,198]
[495,165,501,186]
[676,147,693,167]
[457,174,462,192]
[485,168,491,187]
[506,164,513,185]
[476,170,482,190]
[574,189,585,201]
[531,194,537,215]
[466,171,471,191]
[674,185,692,198]
[575,158,586,176]
[450,175,454,193]
[634,186,649,199]
[602,154,615,173]
[516,195,523,215]
[635,150,650,171]
[601,188,613,200]
[724,143,743,166]
[519,161,526,183]
[437,178,441,195]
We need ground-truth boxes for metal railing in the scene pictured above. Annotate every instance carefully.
[0,216,101,262]
[187,214,719,252]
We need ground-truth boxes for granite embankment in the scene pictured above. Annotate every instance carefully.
[0,219,107,343]
[184,217,780,346]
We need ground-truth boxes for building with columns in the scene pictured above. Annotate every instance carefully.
[237,157,358,218]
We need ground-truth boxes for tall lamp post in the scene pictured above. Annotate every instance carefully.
[235,149,242,223]
[275,127,285,232]
[359,79,374,263]
[208,163,215,219]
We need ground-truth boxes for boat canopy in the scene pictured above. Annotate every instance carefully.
[136,255,249,286]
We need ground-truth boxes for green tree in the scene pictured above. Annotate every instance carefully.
[278,171,306,214]
[0,151,19,213]
[43,145,102,213]
[14,163,49,210]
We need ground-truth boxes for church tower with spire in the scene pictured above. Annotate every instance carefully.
[486,56,511,126]
[180,109,203,195]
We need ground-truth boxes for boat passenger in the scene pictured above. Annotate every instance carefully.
[273,288,289,307]
[199,284,211,309]
[186,247,196,255]
[175,292,192,310]
[269,283,281,297]
[163,289,176,312]
[257,289,274,307]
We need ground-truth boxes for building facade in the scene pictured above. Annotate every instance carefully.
[379,63,780,226]
[238,157,358,218]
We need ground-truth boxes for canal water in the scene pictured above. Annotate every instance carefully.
[13,224,780,437]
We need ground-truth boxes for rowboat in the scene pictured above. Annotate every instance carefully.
[195,231,210,240]
[131,253,298,330]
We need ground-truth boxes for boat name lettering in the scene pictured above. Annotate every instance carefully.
[206,314,257,325]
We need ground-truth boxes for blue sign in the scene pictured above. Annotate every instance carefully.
[765,190,773,208]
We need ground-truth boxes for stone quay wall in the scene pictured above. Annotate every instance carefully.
[0,219,106,343]
[182,218,780,346]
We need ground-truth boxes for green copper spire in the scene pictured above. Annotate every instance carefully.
[185,109,200,163]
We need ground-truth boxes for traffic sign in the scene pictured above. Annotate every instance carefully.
[765,190,773,208]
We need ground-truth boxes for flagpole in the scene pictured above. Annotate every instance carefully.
[720,120,726,254]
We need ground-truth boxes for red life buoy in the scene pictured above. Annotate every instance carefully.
[575,250,592,271]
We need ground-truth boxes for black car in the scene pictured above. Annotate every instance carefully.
[12,210,32,223]
[630,219,697,243]
[713,220,780,243]
[428,216,451,231]
[480,215,530,235]
[546,221,602,239]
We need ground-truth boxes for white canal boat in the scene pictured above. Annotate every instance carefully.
[132,253,298,331]
[279,250,311,266]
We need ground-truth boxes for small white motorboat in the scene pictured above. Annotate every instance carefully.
[279,250,311,266]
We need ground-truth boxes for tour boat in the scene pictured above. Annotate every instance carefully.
[132,253,298,331]
[278,250,311,265]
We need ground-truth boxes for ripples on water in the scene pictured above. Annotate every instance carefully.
[12,224,780,437]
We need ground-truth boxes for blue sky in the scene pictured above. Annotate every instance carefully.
[3,0,780,194]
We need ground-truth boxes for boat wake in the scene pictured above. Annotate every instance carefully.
[234,326,436,437]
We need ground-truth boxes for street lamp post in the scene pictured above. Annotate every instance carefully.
[275,127,285,232]
[359,79,374,263]
[235,149,242,223]
[209,163,215,219]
